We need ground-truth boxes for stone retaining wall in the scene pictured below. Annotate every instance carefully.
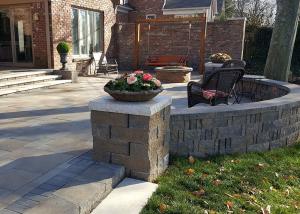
[170,78,300,157]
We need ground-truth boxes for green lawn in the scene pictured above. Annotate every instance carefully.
[142,144,300,214]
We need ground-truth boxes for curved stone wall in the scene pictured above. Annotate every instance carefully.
[169,77,300,157]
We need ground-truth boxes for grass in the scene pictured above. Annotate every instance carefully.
[142,144,300,214]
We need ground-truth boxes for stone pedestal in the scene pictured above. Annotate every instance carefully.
[89,96,172,182]
[155,66,193,83]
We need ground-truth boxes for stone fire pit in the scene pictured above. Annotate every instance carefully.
[155,66,193,83]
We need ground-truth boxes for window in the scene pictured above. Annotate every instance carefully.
[146,14,156,19]
[120,0,128,5]
[72,8,103,56]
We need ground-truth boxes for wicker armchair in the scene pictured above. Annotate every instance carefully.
[92,52,118,75]
[188,68,245,107]
[222,60,246,69]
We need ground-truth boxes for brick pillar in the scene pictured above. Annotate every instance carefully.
[89,96,172,182]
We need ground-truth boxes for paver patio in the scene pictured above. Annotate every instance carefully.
[0,74,197,213]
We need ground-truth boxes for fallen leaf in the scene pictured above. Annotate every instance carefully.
[201,173,209,180]
[220,166,226,172]
[185,168,195,175]
[285,189,290,196]
[213,179,222,186]
[256,163,266,169]
[225,193,241,199]
[231,159,241,164]
[261,205,271,214]
[233,194,241,198]
[158,203,168,213]
[188,156,196,164]
[225,201,234,210]
[192,189,205,197]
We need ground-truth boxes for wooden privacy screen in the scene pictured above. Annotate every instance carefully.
[134,16,207,74]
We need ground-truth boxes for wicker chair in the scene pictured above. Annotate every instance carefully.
[188,68,245,107]
[92,52,118,75]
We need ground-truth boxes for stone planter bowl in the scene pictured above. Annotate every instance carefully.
[104,87,163,102]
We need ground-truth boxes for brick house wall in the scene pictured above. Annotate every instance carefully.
[206,19,246,60]
[49,0,118,71]
[128,0,164,21]
[31,2,48,68]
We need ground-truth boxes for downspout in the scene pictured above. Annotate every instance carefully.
[44,0,52,68]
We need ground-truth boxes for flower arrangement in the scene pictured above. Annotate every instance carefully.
[210,53,232,63]
[105,70,162,92]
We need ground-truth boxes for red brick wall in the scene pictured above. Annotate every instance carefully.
[49,0,117,70]
[206,19,246,59]
[128,0,164,21]
[117,23,135,70]
[117,19,246,71]
[31,2,48,68]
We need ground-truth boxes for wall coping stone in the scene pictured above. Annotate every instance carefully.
[89,95,172,116]
[171,76,299,116]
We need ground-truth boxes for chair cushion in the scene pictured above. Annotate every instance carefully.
[202,90,228,100]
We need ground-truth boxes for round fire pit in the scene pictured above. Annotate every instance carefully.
[155,66,193,83]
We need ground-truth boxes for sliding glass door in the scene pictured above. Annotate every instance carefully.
[0,6,33,66]
[13,7,33,63]
[0,9,13,62]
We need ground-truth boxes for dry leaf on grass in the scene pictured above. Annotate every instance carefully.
[158,203,168,213]
[213,179,222,186]
[225,201,234,210]
[192,189,206,197]
[188,156,196,164]
[185,168,195,175]
[261,205,271,214]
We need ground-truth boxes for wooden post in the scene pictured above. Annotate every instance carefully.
[199,16,207,75]
[133,23,141,69]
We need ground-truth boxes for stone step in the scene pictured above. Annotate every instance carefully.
[0,70,53,82]
[2,152,125,214]
[91,178,158,214]
[0,75,62,89]
[0,80,72,96]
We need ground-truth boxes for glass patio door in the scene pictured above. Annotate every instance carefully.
[0,9,13,62]
[12,7,33,64]
[0,7,33,65]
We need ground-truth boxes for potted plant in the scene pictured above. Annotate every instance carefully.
[210,53,232,64]
[104,70,163,102]
[56,42,70,70]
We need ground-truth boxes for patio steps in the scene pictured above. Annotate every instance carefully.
[0,70,71,96]
[1,152,125,214]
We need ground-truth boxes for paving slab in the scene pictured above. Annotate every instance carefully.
[91,178,158,214]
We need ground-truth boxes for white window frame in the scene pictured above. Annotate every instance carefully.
[120,0,128,5]
[72,8,103,58]
[146,14,157,19]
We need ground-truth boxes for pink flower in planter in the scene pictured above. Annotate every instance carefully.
[127,74,137,85]
[153,78,162,87]
[143,73,153,81]
[134,70,144,75]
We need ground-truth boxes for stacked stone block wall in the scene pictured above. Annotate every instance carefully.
[91,106,170,181]
[169,80,299,157]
